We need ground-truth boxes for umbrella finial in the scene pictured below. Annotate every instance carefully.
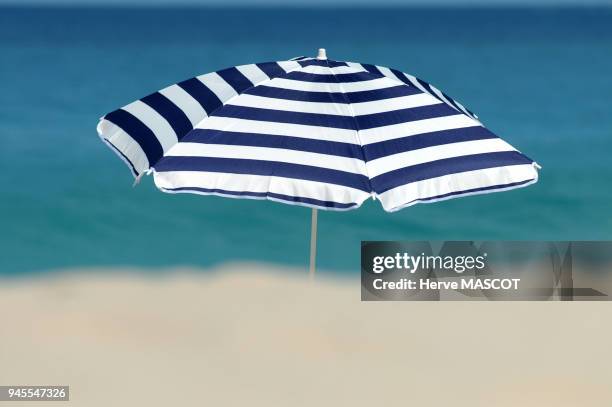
[316,48,327,60]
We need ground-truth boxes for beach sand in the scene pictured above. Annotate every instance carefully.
[1,263,610,406]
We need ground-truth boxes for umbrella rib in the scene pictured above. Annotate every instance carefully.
[324,59,375,197]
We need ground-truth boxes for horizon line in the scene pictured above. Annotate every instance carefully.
[1,2,611,7]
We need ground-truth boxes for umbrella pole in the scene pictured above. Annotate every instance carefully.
[309,208,318,279]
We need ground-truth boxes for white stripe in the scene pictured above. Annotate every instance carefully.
[236,64,269,85]
[398,70,478,120]
[97,118,149,173]
[265,76,400,93]
[377,164,538,212]
[359,114,481,145]
[345,62,365,71]
[121,100,177,152]
[352,93,441,115]
[197,116,358,144]
[401,73,429,94]
[299,65,367,75]
[227,94,351,116]
[367,139,516,178]
[277,60,302,73]
[453,99,477,120]
[429,85,461,114]
[226,93,441,116]
[196,72,237,105]
[375,66,400,81]
[158,84,207,127]
[153,171,370,205]
[166,143,367,175]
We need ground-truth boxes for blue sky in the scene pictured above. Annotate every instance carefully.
[3,0,612,5]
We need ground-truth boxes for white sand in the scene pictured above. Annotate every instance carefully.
[1,263,610,406]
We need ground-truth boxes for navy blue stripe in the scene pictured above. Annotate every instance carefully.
[297,59,348,68]
[178,77,222,115]
[363,126,497,161]
[440,90,464,114]
[417,179,535,204]
[215,105,357,130]
[360,64,383,75]
[163,187,358,209]
[416,78,444,104]
[154,157,371,192]
[440,91,476,118]
[182,127,494,164]
[245,86,345,103]
[217,67,253,94]
[284,71,381,83]
[104,109,164,165]
[346,85,423,102]
[256,62,286,79]
[418,81,475,119]
[244,85,421,103]
[371,151,533,194]
[182,129,364,159]
[141,92,192,140]
[215,104,458,130]
[356,104,458,130]
[389,69,415,88]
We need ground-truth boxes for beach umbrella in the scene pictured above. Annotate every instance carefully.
[97,49,540,276]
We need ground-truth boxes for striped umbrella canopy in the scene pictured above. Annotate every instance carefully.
[97,49,540,275]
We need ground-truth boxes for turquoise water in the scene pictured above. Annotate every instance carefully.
[1,6,611,274]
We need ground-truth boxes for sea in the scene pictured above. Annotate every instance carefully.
[1,6,611,274]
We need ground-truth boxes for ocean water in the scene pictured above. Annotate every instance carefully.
[1,6,611,274]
